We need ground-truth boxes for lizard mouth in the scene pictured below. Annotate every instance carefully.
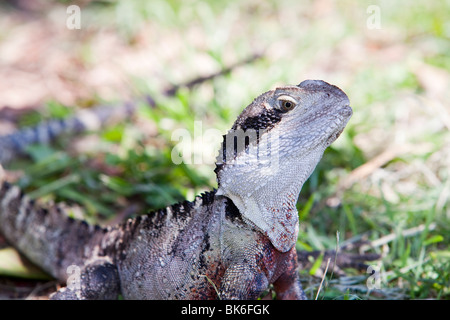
[326,127,344,145]
[326,105,352,145]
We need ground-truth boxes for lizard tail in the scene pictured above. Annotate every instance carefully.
[0,167,106,281]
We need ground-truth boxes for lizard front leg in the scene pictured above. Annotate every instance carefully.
[50,260,120,300]
[219,264,269,300]
[273,246,307,300]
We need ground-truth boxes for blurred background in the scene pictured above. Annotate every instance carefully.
[0,0,448,299]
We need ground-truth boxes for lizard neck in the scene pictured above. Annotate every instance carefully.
[217,142,326,253]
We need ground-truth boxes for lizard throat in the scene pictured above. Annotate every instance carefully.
[215,146,325,252]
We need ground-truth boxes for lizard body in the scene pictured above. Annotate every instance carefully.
[0,80,352,299]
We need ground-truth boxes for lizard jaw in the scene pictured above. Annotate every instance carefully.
[325,105,353,145]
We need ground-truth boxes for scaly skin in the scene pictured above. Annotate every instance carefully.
[0,80,352,299]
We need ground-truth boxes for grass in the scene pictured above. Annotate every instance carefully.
[0,0,449,299]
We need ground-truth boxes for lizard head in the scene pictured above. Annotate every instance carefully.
[215,80,352,252]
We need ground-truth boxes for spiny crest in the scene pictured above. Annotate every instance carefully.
[142,190,216,228]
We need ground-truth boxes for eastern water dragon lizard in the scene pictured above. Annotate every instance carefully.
[0,80,353,299]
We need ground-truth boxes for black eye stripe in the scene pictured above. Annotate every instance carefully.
[234,108,283,131]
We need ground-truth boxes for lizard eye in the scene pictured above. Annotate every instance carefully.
[279,99,296,112]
